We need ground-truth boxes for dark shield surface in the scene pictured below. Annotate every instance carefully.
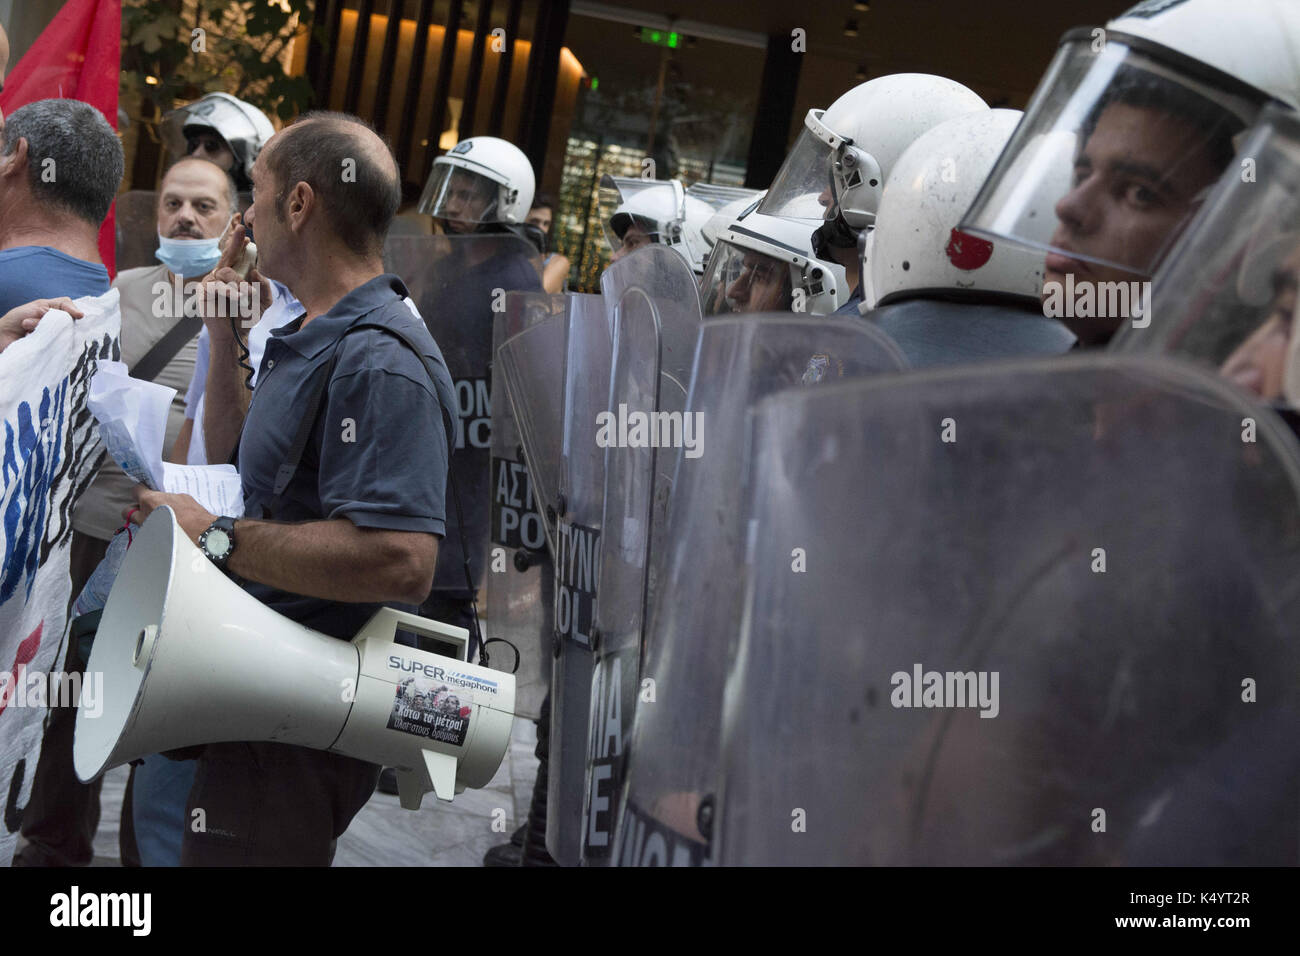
[542,293,614,865]
[489,292,566,719]
[718,353,1300,865]
[580,253,707,864]
[612,315,908,866]
[384,234,542,599]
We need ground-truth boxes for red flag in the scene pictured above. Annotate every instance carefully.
[0,0,122,276]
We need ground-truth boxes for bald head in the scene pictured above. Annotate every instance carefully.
[263,111,400,256]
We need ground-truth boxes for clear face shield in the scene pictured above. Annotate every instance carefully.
[417,162,501,233]
[960,29,1267,292]
[756,110,839,223]
[1110,105,1300,409]
[699,239,796,316]
[599,176,685,261]
[161,101,232,162]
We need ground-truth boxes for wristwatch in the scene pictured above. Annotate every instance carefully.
[199,516,238,570]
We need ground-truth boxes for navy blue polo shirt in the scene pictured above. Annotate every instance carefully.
[237,274,456,639]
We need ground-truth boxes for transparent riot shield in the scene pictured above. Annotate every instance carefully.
[579,296,657,865]
[1110,105,1300,411]
[384,235,543,605]
[544,293,615,866]
[569,246,706,865]
[600,245,702,403]
[719,353,1300,865]
[499,303,580,557]
[611,315,908,866]
[488,292,565,719]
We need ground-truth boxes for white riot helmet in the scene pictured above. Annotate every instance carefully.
[700,202,846,316]
[869,109,1052,310]
[599,176,728,273]
[960,0,1300,286]
[701,191,765,250]
[161,92,274,190]
[418,136,535,227]
[758,74,988,258]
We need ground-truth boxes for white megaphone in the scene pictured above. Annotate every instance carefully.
[73,506,515,811]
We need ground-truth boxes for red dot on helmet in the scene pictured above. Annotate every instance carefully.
[945,228,993,271]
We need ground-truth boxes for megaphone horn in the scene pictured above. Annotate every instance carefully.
[73,506,516,811]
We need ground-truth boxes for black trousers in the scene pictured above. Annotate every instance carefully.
[181,742,380,866]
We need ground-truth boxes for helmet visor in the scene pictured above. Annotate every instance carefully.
[699,239,796,316]
[756,122,836,223]
[960,31,1266,282]
[685,182,761,215]
[599,176,680,256]
[418,162,501,228]
[161,96,264,168]
[1110,105,1300,408]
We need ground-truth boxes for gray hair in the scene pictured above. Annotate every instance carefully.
[1,99,125,227]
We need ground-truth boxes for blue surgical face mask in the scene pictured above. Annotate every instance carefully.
[156,231,222,277]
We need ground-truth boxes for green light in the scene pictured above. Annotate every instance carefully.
[590,77,598,91]
[639,27,682,48]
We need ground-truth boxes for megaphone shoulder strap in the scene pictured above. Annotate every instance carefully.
[266,320,454,510]
[265,318,486,664]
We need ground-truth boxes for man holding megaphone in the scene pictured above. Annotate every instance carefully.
[123,112,460,866]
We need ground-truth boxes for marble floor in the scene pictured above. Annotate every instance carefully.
[68,716,541,867]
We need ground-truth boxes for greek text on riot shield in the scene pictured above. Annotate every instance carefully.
[491,455,548,552]
[611,315,908,865]
[488,292,564,720]
[385,234,542,593]
[544,294,613,866]
[581,290,661,862]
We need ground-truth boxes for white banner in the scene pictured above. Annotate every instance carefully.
[0,289,120,866]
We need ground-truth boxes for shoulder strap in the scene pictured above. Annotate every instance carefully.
[130,315,203,383]
[347,321,456,441]
[266,319,452,512]
[258,316,487,663]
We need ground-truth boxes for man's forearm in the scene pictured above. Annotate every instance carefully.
[226,516,437,605]
[168,418,194,464]
[203,329,252,465]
